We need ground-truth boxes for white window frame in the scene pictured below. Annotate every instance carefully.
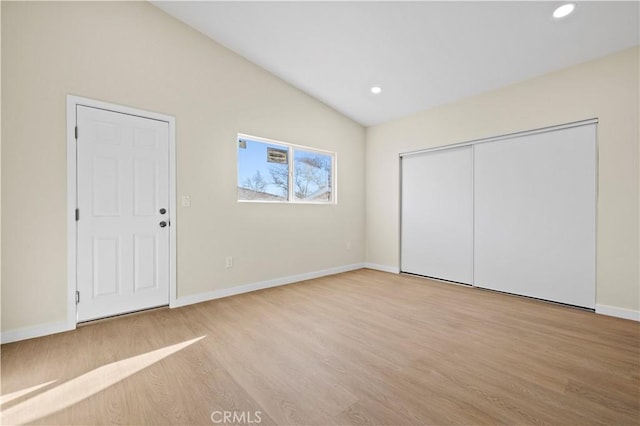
[237,133,337,204]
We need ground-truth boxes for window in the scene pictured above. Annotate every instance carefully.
[237,134,336,203]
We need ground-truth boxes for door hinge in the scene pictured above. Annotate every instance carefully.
[76,291,80,304]
[75,208,79,221]
[75,126,78,140]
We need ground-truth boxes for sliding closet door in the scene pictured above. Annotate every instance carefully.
[474,124,596,308]
[401,146,473,284]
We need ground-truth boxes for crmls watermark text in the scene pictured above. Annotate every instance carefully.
[210,410,262,424]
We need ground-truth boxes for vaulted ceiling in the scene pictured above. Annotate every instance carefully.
[153,1,639,126]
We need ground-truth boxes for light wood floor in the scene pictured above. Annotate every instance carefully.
[2,269,639,425]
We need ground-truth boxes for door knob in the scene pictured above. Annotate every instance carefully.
[159,221,167,228]
[159,208,166,214]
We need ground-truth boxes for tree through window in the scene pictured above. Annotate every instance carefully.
[237,135,336,203]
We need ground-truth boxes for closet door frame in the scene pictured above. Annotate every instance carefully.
[399,118,598,308]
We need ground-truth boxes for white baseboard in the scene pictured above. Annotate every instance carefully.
[1,264,364,343]
[596,304,640,321]
[1,320,75,344]
[171,263,365,308]
[364,263,400,274]
[3,275,635,344]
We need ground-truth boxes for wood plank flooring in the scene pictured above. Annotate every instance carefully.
[2,269,639,425]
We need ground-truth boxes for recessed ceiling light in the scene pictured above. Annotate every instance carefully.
[371,86,382,94]
[553,3,575,19]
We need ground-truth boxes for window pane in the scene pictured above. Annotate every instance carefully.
[293,150,332,202]
[238,138,289,201]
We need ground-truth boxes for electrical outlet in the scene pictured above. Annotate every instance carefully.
[225,256,233,268]
[181,195,191,207]
[346,240,352,251]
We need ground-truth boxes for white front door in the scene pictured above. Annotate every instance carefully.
[76,105,170,322]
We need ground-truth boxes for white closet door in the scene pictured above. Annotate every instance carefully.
[401,146,473,284]
[474,124,596,308]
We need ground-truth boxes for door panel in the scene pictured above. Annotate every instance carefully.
[133,159,157,216]
[77,105,170,322]
[401,146,474,285]
[92,237,120,296]
[474,124,596,308]
[92,156,120,216]
[134,234,157,291]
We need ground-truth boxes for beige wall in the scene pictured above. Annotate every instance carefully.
[0,2,3,331]
[366,46,640,312]
[1,1,365,332]
[2,2,637,336]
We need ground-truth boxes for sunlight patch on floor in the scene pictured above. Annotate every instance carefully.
[1,336,206,425]
[0,380,58,405]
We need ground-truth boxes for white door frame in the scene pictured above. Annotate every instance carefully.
[66,95,177,329]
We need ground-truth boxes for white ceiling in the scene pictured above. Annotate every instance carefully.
[152,1,639,127]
